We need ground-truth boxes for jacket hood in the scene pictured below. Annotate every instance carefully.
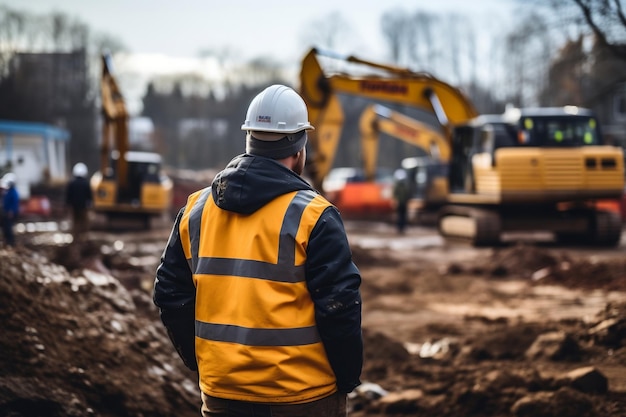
[211,154,315,214]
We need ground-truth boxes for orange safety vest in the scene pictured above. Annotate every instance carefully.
[179,188,337,403]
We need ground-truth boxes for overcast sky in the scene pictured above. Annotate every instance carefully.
[2,0,516,113]
[4,0,515,61]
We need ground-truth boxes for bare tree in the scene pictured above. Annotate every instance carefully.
[380,8,411,64]
[237,56,286,87]
[0,6,26,75]
[540,37,587,106]
[91,33,126,55]
[444,14,464,84]
[299,11,352,52]
[0,5,127,83]
[521,0,626,59]
[502,12,553,106]
[0,5,131,172]
[411,12,438,71]
[571,0,626,59]
[380,7,479,85]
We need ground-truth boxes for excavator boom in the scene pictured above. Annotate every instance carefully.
[299,47,477,190]
[100,54,129,189]
[359,104,450,181]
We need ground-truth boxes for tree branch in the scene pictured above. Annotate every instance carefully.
[573,0,626,60]
[614,0,626,28]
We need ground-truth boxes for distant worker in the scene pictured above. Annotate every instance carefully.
[392,168,410,234]
[154,84,363,416]
[66,162,93,243]
[1,172,19,247]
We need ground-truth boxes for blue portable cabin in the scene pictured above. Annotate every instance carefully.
[0,120,70,199]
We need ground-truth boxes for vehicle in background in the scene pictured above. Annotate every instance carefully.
[299,47,475,219]
[359,103,449,179]
[299,47,477,194]
[438,106,624,245]
[91,54,172,228]
[299,47,624,246]
[359,103,450,221]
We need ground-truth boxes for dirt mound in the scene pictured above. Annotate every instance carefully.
[350,239,626,417]
[446,244,626,292]
[356,304,626,417]
[488,244,562,277]
[351,244,398,267]
[0,246,199,417]
[2,225,626,416]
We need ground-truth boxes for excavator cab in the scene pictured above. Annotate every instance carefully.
[449,114,516,192]
[521,116,598,146]
[506,107,602,147]
[449,107,616,196]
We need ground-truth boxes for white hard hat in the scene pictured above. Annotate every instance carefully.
[73,162,88,177]
[241,84,314,134]
[394,169,407,181]
[1,172,16,186]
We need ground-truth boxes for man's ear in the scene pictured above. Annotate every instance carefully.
[289,151,302,170]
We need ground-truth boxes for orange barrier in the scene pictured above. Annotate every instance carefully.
[332,182,394,218]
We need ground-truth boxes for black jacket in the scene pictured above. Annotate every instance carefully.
[153,154,363,393]
[66,176,93,210]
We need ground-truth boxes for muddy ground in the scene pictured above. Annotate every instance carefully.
[1,217,626,417]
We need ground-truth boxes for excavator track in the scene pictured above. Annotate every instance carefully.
[438,206,501,246]
[554,208,622,247]
[592,210,622,247]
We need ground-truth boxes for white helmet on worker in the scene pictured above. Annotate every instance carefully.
[241,84,314,159]
[394,169,407,181]
[1,172,16,187]
[73,162,88,178]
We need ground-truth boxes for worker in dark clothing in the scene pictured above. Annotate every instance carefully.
[66,162,93,243]
[154,84,363,417]
[1,172,19,247]
[392,169,410,234]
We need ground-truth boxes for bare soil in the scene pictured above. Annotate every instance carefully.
[1,218,626,416]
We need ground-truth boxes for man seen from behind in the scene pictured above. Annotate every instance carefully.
[153,84,363,416]
[66,162,93,244]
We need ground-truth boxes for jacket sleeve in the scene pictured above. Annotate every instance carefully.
[153,208,198,371]
[306,206,363,393]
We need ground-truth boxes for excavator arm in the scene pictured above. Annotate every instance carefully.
[359,104,450,181]
[100,54,129,189]
[299,47,478,191]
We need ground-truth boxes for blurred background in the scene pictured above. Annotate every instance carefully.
[0,0,624,178]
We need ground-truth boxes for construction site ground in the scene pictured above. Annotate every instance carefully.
[1,214,626,416]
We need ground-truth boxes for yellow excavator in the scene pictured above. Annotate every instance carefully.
[300,47,478,193]
[318,101,441,219]
[359,103,450,206]
[90,53,173,228]
[299,47,625,246]
[360,103,450,169]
